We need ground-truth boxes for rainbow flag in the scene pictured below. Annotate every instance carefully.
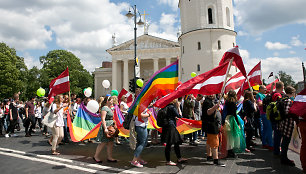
[113,105,130,137]
[129,59,179,120]
[67,103,102,142]
[147,108,162,132]
[176,118,202,134]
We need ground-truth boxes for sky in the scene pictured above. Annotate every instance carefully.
[0,0,305,83]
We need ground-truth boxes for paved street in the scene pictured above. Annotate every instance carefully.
[0,129,304,174]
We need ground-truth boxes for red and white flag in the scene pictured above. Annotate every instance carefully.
[219,46,247,77]
[118,88,133,107]
[266,78,279,93]
[236,62,262,98]
[289,88,306,118]
[225,72,245,94]
[48,67,70,103]
[154,62,230,108]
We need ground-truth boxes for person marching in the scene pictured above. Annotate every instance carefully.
[93,96,117,163]
[202,94,225,167]
[50,95,67,155]
[162,99,187,166]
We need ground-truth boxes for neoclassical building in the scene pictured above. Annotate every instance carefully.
[93,34,180,98]
[94,0,237,99]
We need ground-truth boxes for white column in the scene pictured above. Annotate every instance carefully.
[166,58,171,66]
[112,60,117,90]
[94,74,98,99]
[123,59,129,90]
[153,59,159,73]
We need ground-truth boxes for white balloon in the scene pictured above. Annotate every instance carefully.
[87,100,99,113]
[84,88,92,97]
[87,87,92,91]
[102,80,110,88]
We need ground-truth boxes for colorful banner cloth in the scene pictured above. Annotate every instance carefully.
[67,103,102,142]
[129,60,179,120]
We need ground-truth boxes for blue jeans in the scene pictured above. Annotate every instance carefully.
[63,118,69,142]
[134,126,148,157]
[272,123,282,155]
[261,114,273,146]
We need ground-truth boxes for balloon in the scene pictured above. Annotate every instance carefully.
[191,72,197,77]
[83,88,87,93]
[111,90,118,96]
[177,81,182,86]
[102,80,110,88]
[84,88,92,97]
[87,100,99,113]
[253,85,260,91]
[136,79,144,87]
[87,87,92,91]
[37,88,45,97]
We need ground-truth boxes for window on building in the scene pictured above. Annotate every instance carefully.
[208,8,213,24]
[226,7,230,27]
[218,40,221,50]
[198,42,201,50]
[233,43,235,47]
[183,46,185,54]
[197,64,200,71]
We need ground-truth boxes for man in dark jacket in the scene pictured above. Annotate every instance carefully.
[202,95,225,167]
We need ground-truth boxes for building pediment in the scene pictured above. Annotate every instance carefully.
[107,34,180,54]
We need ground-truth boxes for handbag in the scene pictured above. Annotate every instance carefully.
[106,124,119,138]
[129,118,137,150]
[42,104,58,128]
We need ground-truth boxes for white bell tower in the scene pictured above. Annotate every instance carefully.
[179,0,236,82]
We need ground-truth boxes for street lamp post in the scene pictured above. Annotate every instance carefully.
[126,5,144,93]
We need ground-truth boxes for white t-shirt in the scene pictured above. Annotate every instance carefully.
[52,104,65,127]
[35,106,42,118]
[120,101,129,114]
[134,109,149,127]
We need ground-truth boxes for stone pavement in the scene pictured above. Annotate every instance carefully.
[0,129,304,174]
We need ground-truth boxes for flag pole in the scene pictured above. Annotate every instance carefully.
[218,57,234,105]
[214,58,234,118]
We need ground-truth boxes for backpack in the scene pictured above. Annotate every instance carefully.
[157,106,169,127]
[266,96,288,122]
[122,112,134,130]
[262,93,273,112]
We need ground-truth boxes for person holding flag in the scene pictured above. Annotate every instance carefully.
[51,95,67,155]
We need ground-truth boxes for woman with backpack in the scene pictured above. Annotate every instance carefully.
[161,99,187,166]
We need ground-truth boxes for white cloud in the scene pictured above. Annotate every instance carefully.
[240,49,303,82]
[0,0,179,73]
[289,51,296,54]
[23,52,43,69]
[234,0,306,35]
[273,52,279,57]
[237,31,248,36]
[265,41,291,50]
[291,35,305,47]
[158,0,179,11]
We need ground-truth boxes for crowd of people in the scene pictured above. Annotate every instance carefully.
[0,81,305,172]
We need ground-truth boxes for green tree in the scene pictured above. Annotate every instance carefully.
[276,71,296,87]
[0,43,23,100]
[39,50,93,97]
[25,66,41,99]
